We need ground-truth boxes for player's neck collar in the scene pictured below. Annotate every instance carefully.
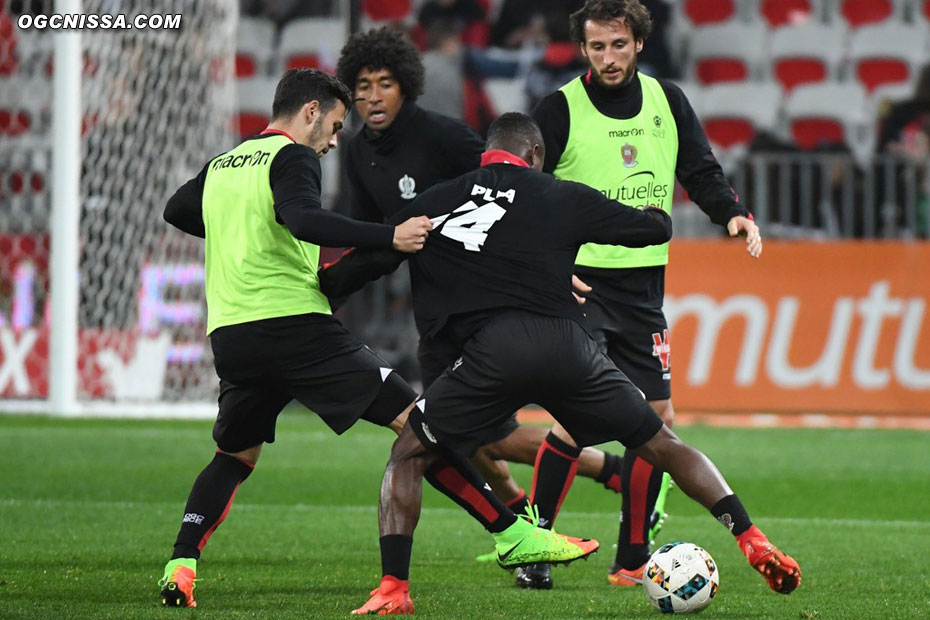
[583,68,641,100]
[260,128,297,142]
[480,150,529,167]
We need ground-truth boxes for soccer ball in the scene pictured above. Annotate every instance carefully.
[642,542,719,614]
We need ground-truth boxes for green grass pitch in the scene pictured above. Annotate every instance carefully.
[1,412,928,619]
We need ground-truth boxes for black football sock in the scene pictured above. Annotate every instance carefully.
[711,494,753,536]
[506,488,529,516]
[595,451,623,493]
[380,534,413,581]
[425,457,516,533]
[170,451,254,560]
[615,452,664,570]
[529,432,580,529]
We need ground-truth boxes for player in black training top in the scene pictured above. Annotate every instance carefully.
[331,113,800,615]
[531,0,763,587]
[336,29,629,561]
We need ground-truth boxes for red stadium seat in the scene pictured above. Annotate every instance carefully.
[0,7,18,76]
[688,23,766,85]
[236,112,269,139]
[235,54,257,77]
[790,118,846,150]
[236,76,277,139]
[839,0,895,28]
[284,54,322,71]
[784,82,867,151]
[237,17,275,78]
[700,82,780,151]
[363,0,412,22]
[923,0,930,22]
[856,59,911,93]
[774,59,827,92]
[696,59,747,84]
[769,24,845,93]
[704,118,756,149]
[849,24,924,94]
[0,108,30,136]
[683,0,738,26]
[278,18,341,75]
[759,0,813,28]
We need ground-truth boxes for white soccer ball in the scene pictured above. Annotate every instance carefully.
[642,542,719,614]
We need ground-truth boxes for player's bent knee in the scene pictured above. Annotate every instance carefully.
[472,448,512,483]
[631,425,683,470]
[387,400,418,436]
[390,419,431,461]
[550,422,579,448]
[222,443,262,466]
[650,398,675,427]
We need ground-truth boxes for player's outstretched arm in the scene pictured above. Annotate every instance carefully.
[393,216,433,253]
[727,215,763,258]
[318,247,408,299]
[164,168,207,238]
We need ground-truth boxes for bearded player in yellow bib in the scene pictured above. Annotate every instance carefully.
[524,0,798,596]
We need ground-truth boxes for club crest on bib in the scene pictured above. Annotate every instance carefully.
[398,174,417,199]
[621,143,638,168]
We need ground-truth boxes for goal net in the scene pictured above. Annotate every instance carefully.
[0,0,237,413]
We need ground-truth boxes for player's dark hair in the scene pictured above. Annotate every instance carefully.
[336,27,425,100]
[486,112,544,152]
[569,0,653,44]
[271,68,353,120]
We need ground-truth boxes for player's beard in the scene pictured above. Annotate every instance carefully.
[309,115,328,155]
[591,54,638,90]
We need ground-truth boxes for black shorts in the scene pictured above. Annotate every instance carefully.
[582,298,671,401]
[417,332,519,445]
[210,313,417,453]
[410,312,663,457]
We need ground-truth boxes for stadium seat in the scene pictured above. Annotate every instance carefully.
[836,0,905,28]
[484,77,528,115]
[236,16,276,77]
[688,22,767,84]
[0,5,18,75]
[671,80,705,117]
[278,18,343,74]
[235,76,277,139]
[701,82,781,150]
[848,23,926,93]
[12,26,52,77]
[680,0,740,26]
[783,82,868,150]
[0,76,49,139]
[362,0,413,22]
[920,0,930,25]
[769,23,847,92]
[757,0,823,27]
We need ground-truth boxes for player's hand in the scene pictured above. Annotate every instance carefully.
[572,274,592,305]
[727,215,762,258]
[393,216,432,253]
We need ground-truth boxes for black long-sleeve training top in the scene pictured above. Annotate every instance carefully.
[532,70,749,307]
[320,152,672,348]
[343,100,485,223]
[164,134,394,248]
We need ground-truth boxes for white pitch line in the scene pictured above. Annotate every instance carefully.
[1,497,928,529]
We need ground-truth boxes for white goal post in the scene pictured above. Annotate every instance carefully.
[0,0,237,416]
